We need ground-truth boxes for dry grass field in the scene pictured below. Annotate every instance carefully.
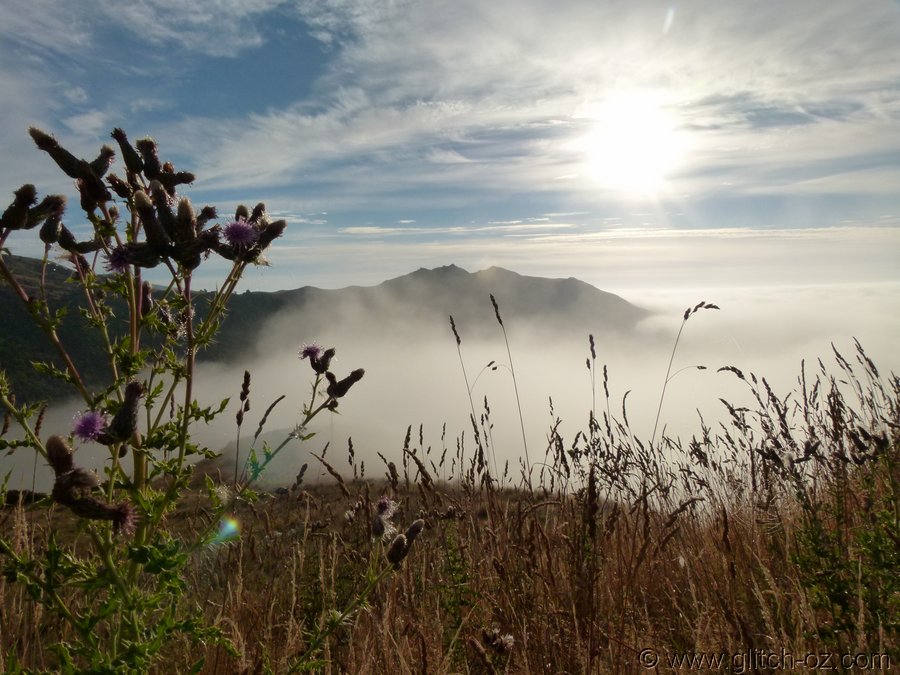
[2,341,897,674]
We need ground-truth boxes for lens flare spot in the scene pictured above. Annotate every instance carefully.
[212,517,240,544]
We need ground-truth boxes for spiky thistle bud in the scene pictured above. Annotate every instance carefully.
[148,180,178,238]
[249,202,266,224]
[135,137,161,179]
[0,184,37,230]
[28,128,83,179]
[310,348,335,374]
[38,215,62,244]
[405,518,426,545]
[120,242,162,269]
[111,128,144,175]
[56,224,78,252]
[256,219,287,250]
[175,197,197,243]
[99,381,143,444]
[46,435,74,475]
[133,190,172,254]
[326,369,365,399]
[26,195,66,229]
[106,173,133,199]
[386,533,409,567]
[89,145,116,177]
[196,205,217,229]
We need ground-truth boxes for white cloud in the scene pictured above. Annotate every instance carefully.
[62,110,109,137]
[140,0,900,209]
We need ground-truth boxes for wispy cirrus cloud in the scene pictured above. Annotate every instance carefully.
[1,0,899,293]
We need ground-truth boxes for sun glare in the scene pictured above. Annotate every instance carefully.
[577,91,687,196]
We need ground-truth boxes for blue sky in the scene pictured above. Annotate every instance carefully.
[2,0,900,292]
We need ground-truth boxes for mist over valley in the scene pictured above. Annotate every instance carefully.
[4,258,897,492]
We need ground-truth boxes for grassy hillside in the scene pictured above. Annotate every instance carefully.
[0,255,116,402]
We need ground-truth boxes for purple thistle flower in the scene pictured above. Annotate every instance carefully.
[104,245,130,273]
[299,343,323,361]
[73,411,108,442]
[376,495,397,518]
[223,219,259,247]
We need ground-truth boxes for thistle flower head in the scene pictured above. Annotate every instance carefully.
[73,410,108,442]
[113,502,137,536]
[372,496,399,540]
[376,495,397,518]
[104,245,130,274]
[223,219,259,247]
[299,343,323,361]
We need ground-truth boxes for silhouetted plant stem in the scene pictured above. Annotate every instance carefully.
[490,295,531,484]
[449,315,499,478]
[651,301,719,445]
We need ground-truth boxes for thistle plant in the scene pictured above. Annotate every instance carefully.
[0,127,293,670]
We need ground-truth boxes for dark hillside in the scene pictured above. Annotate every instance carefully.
[1,256,649,401]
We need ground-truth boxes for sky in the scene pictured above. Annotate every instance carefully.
[1,0,899,294]
[3,1,900,489]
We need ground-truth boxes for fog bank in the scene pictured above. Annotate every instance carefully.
[5,281,898,493]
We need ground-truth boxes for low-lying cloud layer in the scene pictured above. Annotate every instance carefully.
[8,279,898,492]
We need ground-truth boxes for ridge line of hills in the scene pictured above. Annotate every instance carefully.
[0,255,649,402]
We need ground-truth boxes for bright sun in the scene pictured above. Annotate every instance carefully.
[578,91,686,196]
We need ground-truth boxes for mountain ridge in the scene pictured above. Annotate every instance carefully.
[0,255,649,401]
